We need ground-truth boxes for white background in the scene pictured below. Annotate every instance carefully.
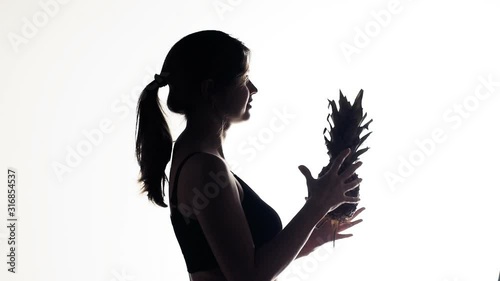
[1,0,499,280]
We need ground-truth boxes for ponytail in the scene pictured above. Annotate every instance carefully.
[135,77,172,208]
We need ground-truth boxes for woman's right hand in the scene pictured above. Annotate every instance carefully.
[298,148,363,214]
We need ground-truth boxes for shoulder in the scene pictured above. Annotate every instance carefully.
[176,151,239,213]
[179,151,230,184]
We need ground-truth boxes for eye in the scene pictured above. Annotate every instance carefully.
[240,75,249,85]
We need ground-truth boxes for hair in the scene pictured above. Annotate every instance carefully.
[135,30,250,208]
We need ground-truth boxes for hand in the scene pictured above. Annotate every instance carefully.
[296,207,365,259]
[298,148,363,214]
[315,206,365,241]
[332,206,365,240]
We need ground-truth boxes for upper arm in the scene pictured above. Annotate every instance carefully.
[182,153,257,281]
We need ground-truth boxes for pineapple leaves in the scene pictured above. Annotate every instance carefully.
[330,98,339,121]
[352,89,364,111]
[353,147,369,160]
[361,119,373,130]
[358,131,372,147]
[320,89,373,223]
[360,112,368,126]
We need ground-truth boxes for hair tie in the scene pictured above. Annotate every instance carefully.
[154,71,170,87]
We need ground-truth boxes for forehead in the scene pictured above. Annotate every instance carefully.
[243,54,250,71]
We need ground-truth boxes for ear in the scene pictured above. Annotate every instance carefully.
[200,78,215,101]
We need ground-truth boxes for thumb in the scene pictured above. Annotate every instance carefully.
[298,165,312,180]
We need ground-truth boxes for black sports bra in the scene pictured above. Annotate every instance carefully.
[169,151,283,273]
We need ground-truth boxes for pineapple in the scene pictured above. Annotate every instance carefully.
[315,89,373,245]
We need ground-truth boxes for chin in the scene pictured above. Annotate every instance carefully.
[229,112,251,124]
[241,109,251,120]
[227,105,252,122]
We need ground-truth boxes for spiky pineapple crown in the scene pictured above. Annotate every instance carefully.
[319,89,373,221]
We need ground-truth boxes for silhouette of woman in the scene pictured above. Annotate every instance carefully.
[135,30,363,281]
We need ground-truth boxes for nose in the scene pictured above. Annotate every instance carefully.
[248,79,258,94]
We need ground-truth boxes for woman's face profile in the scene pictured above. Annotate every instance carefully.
[217,70,258,123]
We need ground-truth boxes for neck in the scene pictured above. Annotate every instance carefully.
[180,115,229,158]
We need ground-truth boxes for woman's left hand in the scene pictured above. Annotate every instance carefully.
[331,206,365,240]
[297,207,365,259]
[316,206,365,242]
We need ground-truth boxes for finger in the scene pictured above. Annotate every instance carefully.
[339,219,363,227]
[346,219,363,228]
[298,165,312,181]
[350,207,366,219]
[329,148,351,176]
[343,194,360,204]
[338,219,363,231]
[344,207,365,222]
[340,161,363,180]
[339,219,363,228]
[344,178,362,193]
[335,233,353,240]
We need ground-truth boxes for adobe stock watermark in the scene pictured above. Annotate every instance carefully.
[281,237,335,281]
[384,73,500,191]
[237,105,296,163]
[212,0,244,21]
[171,168,232,224]
[339,0,413,64]
[51,64,162,183]
[7,0,71,53]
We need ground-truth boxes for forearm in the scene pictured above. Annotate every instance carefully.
[295,218,326,260]
[253,200,326,281]
[295,238,313,259]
